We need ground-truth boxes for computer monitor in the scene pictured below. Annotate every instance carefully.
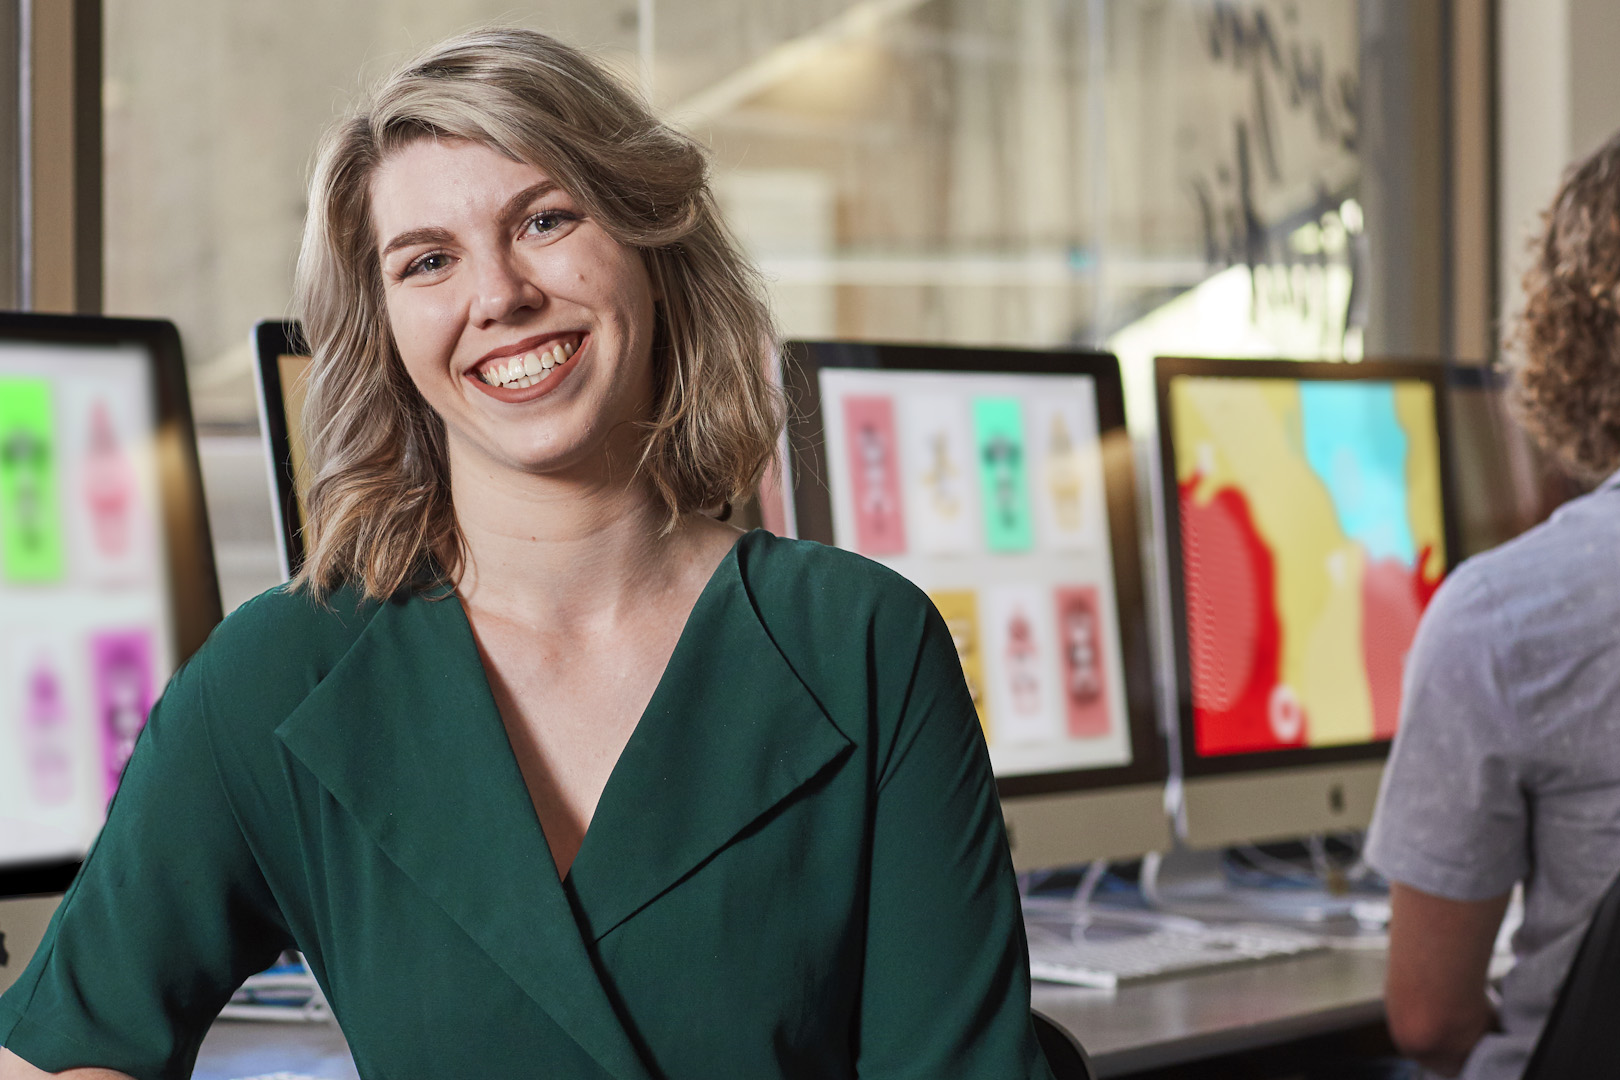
[1154,356,1457,849]
[0,312,221,990]
[1446,363,1581,559]
[783,341,1170,870]
[252,320,312,579]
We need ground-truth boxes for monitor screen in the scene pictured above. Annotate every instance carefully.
[1156,357,1454,774]
[0,318,218,888]
[253,320,312,578]
[785,342,1161,799]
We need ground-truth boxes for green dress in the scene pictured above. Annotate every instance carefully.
[1,531,1053,1080]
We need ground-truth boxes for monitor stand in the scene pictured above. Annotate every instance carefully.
[1139,845,1380,928]
[1021,859,1216,949]
[0,895,61,994]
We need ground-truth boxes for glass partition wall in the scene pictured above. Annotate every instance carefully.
[112,0,1553,591]
[104,0,1453,429]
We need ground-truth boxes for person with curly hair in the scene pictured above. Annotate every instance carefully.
[1365,129,1620,1080]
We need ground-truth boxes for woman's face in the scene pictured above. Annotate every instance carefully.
[371,138,659,479]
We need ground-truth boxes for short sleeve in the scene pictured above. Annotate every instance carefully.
[0,657,294,1080]
[1365,565,1528,901]
[856,600,1053,1080]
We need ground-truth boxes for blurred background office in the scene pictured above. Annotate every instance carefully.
[2,2,1620,1076]
[0,0,1563,611]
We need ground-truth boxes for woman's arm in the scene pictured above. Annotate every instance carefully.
[855,603,1051,1078]
[0,637,294,1075]
[0,1047,133,1080]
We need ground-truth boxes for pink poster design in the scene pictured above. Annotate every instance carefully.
[841,395,907,555]
[61,379,154,586]
[83,400,139,558]
[19,647,74,806]
[1054,586,1112,738]
[982,585,1059,745]
[91,629,154,803]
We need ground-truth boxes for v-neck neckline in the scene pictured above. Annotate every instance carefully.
[272,528,854,1077]
[449,530,750,887]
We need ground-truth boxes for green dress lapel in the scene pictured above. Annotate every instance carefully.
[564,534,854,941]
[274,587,656,1080]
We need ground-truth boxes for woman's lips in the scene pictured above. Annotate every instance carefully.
[466,335,586,402]
[475,335,580,387]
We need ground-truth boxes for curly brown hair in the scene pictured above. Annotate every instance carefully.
[1509,130,1620,482]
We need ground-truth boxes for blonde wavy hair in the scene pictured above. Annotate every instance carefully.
[291,27,781,600]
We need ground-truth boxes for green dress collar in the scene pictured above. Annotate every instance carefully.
[273,533,853,1080]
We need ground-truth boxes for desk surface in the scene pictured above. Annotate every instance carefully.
[193,945,1390,1080]
[1033,945,1389,1077]
[196,1020,358,1080]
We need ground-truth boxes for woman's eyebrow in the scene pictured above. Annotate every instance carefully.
[499,180,560,221]
[381,226,453,257]
[378,181,561,257]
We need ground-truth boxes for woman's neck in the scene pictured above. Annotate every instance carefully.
[445,446,717,635]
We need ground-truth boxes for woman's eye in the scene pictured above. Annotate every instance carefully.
[403,252,452,278]
[524,210,575,237]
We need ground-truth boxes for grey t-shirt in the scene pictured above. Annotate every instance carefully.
[1366,471,1620,1080]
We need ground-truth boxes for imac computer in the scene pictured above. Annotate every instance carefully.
[1153,356,1457,851]
[252,320,313,578]
[0,313,221,992]
[782,341,1169,870]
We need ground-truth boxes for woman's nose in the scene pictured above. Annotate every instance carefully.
[468,253,542,327]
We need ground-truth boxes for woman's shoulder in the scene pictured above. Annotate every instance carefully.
[731,532,972,767]
[202,580,382,663]
[169,581,387,728]
[735,530,934,629]
[733,532,945,695]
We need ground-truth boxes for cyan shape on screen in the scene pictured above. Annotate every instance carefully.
[1298,381,1414,565]
[972,396,1034,552]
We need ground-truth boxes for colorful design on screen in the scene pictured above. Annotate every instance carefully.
[1055,585,1112,738]
[929,589,991,740]
[972,397,1034,552]
[1173,377,1446,756]
[841,395,907,555]
[0,377,65,582]
[20,648,73,806]
[92,629,155,804]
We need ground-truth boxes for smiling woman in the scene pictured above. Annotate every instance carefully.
[0,27,1054,1080]
[294,30,781,601]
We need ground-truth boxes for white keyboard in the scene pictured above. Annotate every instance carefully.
[1026,916,1327,989]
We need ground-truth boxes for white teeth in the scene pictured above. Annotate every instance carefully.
[480,339,579,390]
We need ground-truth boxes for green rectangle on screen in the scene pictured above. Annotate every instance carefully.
[0,377,64,582]
[972,396,1033,551]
